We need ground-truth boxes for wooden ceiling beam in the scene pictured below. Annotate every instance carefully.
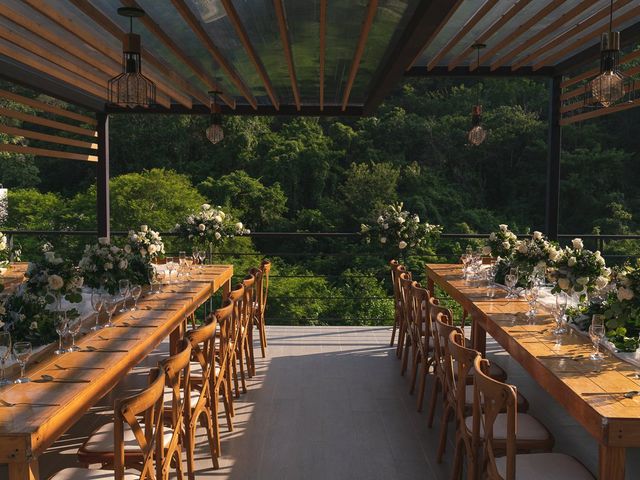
[560,96,640,125]
[448,0,532,71]
[490,0,599,71]
[273,0,301,110]
[0,124,97,150]
[69,0,224,108]
[512,0,632,71]
[319,0,327,111]
[0,143,97,162]
[407,0,465,70]
[427,0,498,71]
[0,106,96,137]
[171,0,257,109]
[117,0,234,108]
[220,0,279,109]
[473,0,565,70]
[341,0,378,111]
[561,47,640,89]
[20,0,175,108]
[0,89,96,125]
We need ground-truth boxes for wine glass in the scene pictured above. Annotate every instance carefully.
[185,255,193,275]
[192,246,199,267]
[461,252,471,279]
[148,270,159,295]
[589,314,606,361]
[13,341,32,384]
[155,270,165,293]
[90,290,104,331]
[0,331,11,386]
[67,314,82,352]
[505,267,519,299]
[198,250,207,268]
[104,295,118,328]
[130,284,142,311]
[179,251,186,268]
[165,257,175,284]
[118,279,130,313]
[54,311,68,355]
[552,292,568,335]
[525,282,540,319]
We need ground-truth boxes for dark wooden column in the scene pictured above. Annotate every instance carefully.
[96,113,110,239]
[545,75,562,241]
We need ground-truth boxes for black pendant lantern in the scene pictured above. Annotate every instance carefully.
[584,0,635,108]
[108,7,156,108]
[206,91,224,144]
[468,43,487,146]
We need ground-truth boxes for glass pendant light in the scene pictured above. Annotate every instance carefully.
[108,7,156,107]
[206,91,224,144]
[468,43,487,146]
[586,0,635,107]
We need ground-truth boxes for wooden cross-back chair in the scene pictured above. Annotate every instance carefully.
[250,259,271,359]
[399,274,416,376]
[426,298,453,429]
[389,259,401,347]
[409,282,435,412]
[393,265,411,358]
[241,273,257,377]
[56,369,167,480]
[228,284,245,397]
[186,314,221,473]
[471,356,593,480]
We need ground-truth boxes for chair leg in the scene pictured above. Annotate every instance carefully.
[231,352,240,398]
[201,410,220,470]
[437,403,453,463]
[427,376,441,428]
[409,348,420,394]
[396,321,405,359]
[244,337,253,378]
[389,320,397,347]
[451,436,463,480]
[226,364,235,416]
[416,359,427,412]
[400,335,411,375]
[174,445,185,480]
[185,421,197,480]
[211,388,221,455]
[248,327,256,376]
[221,380,234,431]
[237,343,247,394]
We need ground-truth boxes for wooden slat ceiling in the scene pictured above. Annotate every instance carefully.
[0,0,637,116]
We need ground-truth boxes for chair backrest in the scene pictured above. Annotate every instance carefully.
[229,283,245,344]
[398,272,413,331]
[410,282,431,348]
[448,330,480,410]
[186,312,219,416]
[434,312,461,403]
[241,273,256,329]
[260,259,271,312]
[472,356,518,480]
[390,261,407,321]
[113,368,166,480]
[214,299,234,387]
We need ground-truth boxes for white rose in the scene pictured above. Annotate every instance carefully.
[202,203,211,210]
[603,267,612,277]
[533,231,543,240]
[597,256,606,266]
[104,262,113,271]
[499,224,508,232]
[148,244,157,255]
[140,225,148,232]
[595,276,609,289]
[214,215,223,223]
[214,232,222,240]
[501,241,510,250]
[377,216,384,224]
[567,257,577,267]
[110,246,120,254]
[489,232,496,241]
[118,260,127,270]
[548,248,561,262]
[572,238,584,250]
[397,217,405,224]
[399,241,407,249]
[47,274,64,290]
[236,222,243,230]
[507,232,517,240]
[219,211,226,219]
[576,276,589,286]
[98,237,110,245]
[198,224,206,232]
[414,216,420,223]
[517,242,528,254]
[557,278,571,291]
[482,246,492,255]
[594,250,601,258]
[380,237,387,244]
[44,251,56,263]
[29,321,38,330]
[124,244,132,254]
[618,287,635,301]
[382,223,389,230]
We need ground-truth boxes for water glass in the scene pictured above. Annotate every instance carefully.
[0,331,11,386]
[505,267,519,299]
[13,341,32,384]
[90,290,104,331]
[54,312,68,355]
[552,292,568,335]
[198,250,207,268]
[130,284,142,311]
[525,282,540,319]
[104,295,118,328]
[179,251,186,267]
[118,279,130,313]
[67,315,82,352]
[589,314,606,361]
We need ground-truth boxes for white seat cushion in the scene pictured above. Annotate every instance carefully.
[82,422,173,453]
[464,413,550,441]
[495,453,594,480]
[51,467,139,480]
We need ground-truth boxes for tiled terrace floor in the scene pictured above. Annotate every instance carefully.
[34,326,640,479]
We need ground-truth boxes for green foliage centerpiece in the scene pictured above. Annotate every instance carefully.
[79,237,132,294]
[511,231,560,281]
[0,246,83,345]
[174,203,250,254]
[360,203,441,253]
[484,224,518,259]
[601,263,640,351]
[124,225,165,286]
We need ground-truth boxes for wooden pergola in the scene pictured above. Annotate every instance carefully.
[0,0,639,239]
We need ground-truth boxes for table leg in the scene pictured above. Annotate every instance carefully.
[222,278,231,302]
[8,460,39,480]
[427,277,435,297]
[599,445,625,480]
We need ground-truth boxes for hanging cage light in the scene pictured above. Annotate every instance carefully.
[585,0,635,108]
[108,7,156,108]
[206,91,224,144]
[468,43,487,146]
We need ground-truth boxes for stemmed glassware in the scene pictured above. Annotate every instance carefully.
[589,314,606,361]
[166,257,176,284]
[198,250,206,268]
[90,290,104,331]
[461,252,472,280]
[505,267,519,299]
[149,270,160,294]
[130,284,142,311]
[104,295,118,328]
[552,291,568,335]
[524,281,540,319]
[54,311,68,355]
[0,332,12,386]
[118,279,130,313]
[67,315,82,352]
[13,341,32,384]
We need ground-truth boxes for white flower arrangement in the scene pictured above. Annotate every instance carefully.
[126,225,165,258]
[485,224,518,258]
[174,204,250,247]
[511,231,557,281]
[0,231,20,269]
[79,238,132,294]
[360,203,441,251]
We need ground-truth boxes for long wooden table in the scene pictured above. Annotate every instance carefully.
[0,264,233,480]
[426,263,640,480]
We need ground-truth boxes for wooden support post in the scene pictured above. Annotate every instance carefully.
[96,113,110,240]
[545,76,561,241]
